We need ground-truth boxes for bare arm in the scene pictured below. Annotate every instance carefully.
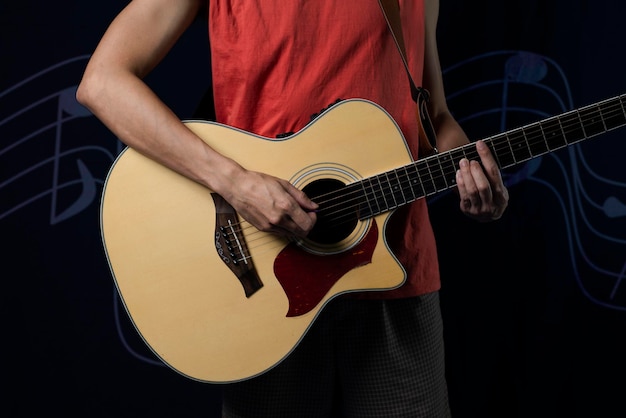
[76,0,317,236]
[422,0,509,221]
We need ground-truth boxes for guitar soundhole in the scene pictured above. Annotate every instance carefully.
[303,178,357,245]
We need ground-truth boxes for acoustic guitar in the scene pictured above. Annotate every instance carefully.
[100,95,625,383]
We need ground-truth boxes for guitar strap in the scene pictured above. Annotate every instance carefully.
[378,0,438,154]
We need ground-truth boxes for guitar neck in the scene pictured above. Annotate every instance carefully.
[352,94,626,220]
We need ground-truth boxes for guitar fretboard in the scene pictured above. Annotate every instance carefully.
[347,94,626,220]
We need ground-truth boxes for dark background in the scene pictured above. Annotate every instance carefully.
[2,1,625,417]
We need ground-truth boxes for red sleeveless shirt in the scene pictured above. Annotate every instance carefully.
[207,0,440,298]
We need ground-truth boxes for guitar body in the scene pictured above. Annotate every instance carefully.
[101,92,626,383]
[101,99,411,383]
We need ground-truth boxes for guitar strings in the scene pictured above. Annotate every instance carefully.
[220,219,291,263]
[306,95,626,230]
[221,96,626,256]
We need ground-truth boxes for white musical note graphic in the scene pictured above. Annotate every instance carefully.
[434,50,626,311]
[0,56,119,224]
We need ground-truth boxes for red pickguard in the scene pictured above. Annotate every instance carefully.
[274,221,379,317]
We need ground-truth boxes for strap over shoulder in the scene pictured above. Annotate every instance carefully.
[378,0,438,154]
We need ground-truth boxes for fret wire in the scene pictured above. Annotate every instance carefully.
[575,109,588,139]
[390,170,406,206]
[504,132,519,165]
[434,154,448,190]
[409,162,426,198]
[438,152,457,188]
[487,135,506,168]
[582,105,605,137]
[556,114,568,146]
[544,118,567,151]
[425,158,439,195]
[490,134,511,168]
[417,159,436,196]
[383,172,398,209]
[597,103,608,131]
[524,124,547,158]
[565,112,584,143]
[375,174,390,213]
[538,122,549,153]
[512,129,528,164]
[505,131,517,165]
[398,165,417,201]
[603,99,626,129]
[358,179,375,219]
[430,155,447,190]
[368,178,380,215]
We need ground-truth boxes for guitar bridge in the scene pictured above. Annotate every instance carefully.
[212,194,263,297]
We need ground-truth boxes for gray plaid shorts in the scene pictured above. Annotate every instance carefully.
[221,291,451,417]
